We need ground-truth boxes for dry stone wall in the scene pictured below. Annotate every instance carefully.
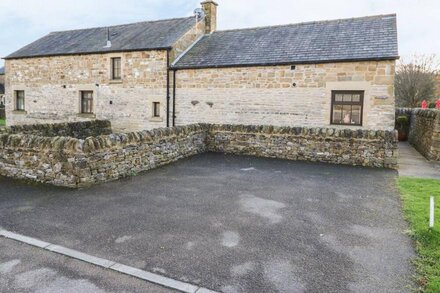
[207,124,398,169]
[0,120,111,139]
[401,108,440,161]
[0,124,206,187]
[0,121,398,188]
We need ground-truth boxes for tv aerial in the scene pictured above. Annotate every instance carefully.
[194,8,205,22]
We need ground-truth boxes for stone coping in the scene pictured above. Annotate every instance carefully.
[0,120,112,139]
[0,123,397,154]
[396,108,439,118]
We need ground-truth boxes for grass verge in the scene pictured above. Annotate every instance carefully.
[399,177,440,292]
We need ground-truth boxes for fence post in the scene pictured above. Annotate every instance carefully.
[430,196,435,229]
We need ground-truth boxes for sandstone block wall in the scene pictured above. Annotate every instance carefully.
[0,121,398,188]
[5,50,170,133]
[174,60,396,130]
[0,120,111,139]
[404,109,440,161]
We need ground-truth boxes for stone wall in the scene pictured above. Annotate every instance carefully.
[5,50,170,132]
[0,120,112,139]
[174,60,396,130]
[0,74,4,92]
[207,124,398,169]
[0,124,206,188]
[0,121,398,188]
[404,109,440,161]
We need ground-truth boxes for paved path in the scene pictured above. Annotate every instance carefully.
[0,153,415,293]
[398,142,440,179]
[0,237,176,293]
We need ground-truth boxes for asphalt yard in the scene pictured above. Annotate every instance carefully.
[0,153,415,292]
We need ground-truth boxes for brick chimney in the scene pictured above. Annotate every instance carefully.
[201,1,218,34]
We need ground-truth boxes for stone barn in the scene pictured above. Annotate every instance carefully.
[3,1,398,132]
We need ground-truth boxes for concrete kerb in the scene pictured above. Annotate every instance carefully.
[0,229,219,293]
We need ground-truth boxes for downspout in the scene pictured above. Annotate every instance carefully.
[166,49,170,127]
[173,69,177,127]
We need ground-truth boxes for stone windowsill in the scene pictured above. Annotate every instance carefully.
[12,110,27,115]
[149,117,163,122]
[109,79,123,84]
[329,124,364,130]
[77,113,96,119]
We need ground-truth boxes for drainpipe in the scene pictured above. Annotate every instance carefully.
[166,50,170,127]
[173,69,177,127]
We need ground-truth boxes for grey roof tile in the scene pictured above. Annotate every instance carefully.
[6,17,196,59]
[173,14,398,69]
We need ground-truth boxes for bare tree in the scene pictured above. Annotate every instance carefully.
[395,54,439,108]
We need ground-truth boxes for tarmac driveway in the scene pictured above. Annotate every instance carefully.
[0,153,414,292]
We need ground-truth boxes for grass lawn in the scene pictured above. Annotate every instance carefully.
[399,177,440,292]
[0,119,5,126]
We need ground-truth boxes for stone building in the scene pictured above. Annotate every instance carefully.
[3,1,398,132]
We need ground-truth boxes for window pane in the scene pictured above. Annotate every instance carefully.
[332,105,343,124]
[335,94,343,102]
[331,91,363,126]
[342,94,352,102]
[112,58,121,79]
[351,105,361,125]
[16,91,25,110]
[352,94,361,102]
[81,91,93,113]
[153,102,160,117]
[342,105,352,124]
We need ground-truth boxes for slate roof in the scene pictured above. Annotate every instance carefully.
[5,17,196,59]
[173,14,398,69]
[0,67,4,74]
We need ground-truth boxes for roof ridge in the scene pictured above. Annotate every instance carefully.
[50,16,195,34]
[215,14,397,34]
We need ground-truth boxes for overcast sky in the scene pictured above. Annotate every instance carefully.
[0,0,439,67]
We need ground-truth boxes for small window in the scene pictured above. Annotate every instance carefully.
[80,91,94,114]
[111,57,121,80]
[331,91,364,126]
[152,102,160,118]
[15,90,25,111]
